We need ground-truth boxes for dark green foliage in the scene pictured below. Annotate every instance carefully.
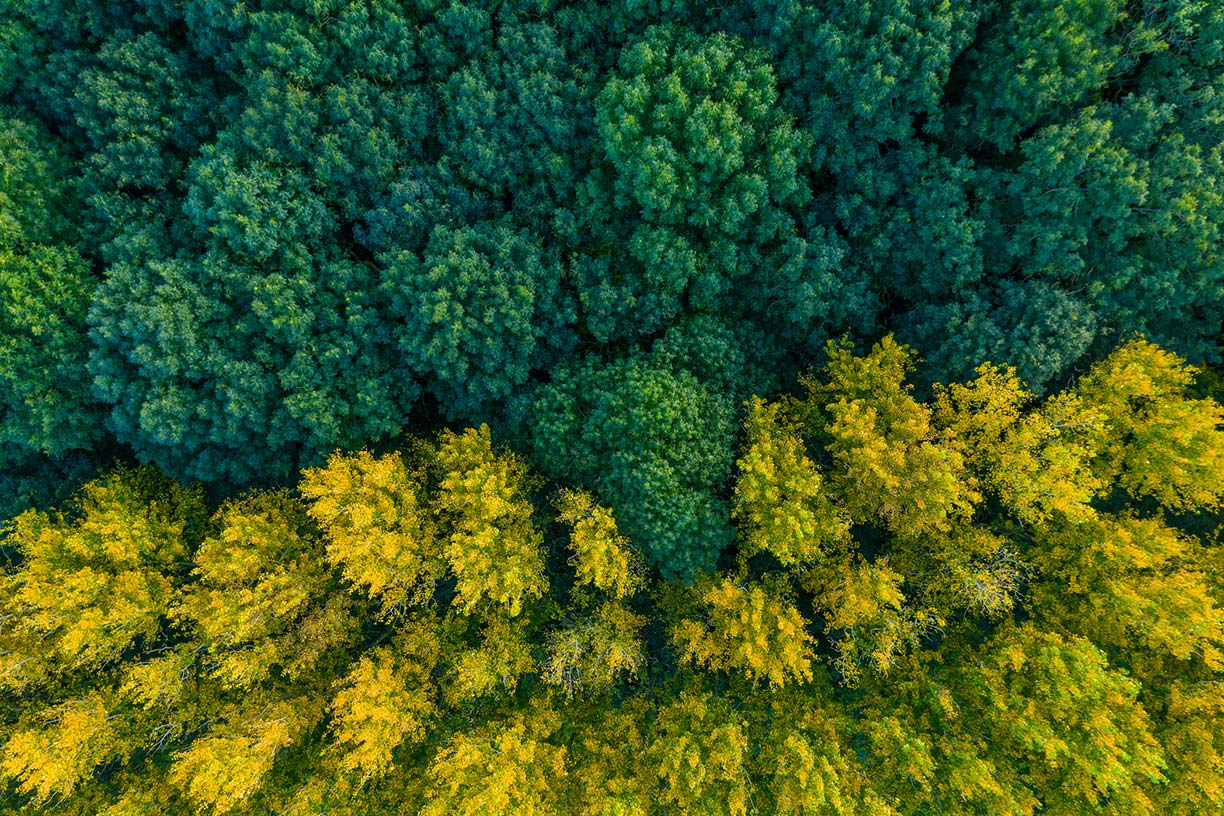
[0,115,103,462]
[89,249,413,484]
[896,279,1098,393]
[576,23,814,342]
[0,0,1219,494]
[382,221,575,423]
[952,0,1127,149]
[723,0,980,173]
[531,343,737,579]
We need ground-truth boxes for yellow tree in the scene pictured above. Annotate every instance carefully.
[855,673,1037,816]
[752,685,899,816]
[931,353,1107,525]
[445,613,537,705]
[1153,679,1224,816]
[673,577,815,688]
[327,619,441,781]
[543,601,646,698]
[421,707,567,816]
[565,699,655,816]
[888,524,1024,621]
[1029,513,1224,669]
[174,491,355,689]
[988,390,1107,525]
[933,362,1031,475]
[1,692,118,802]
[435,425,548,616]
[556,489,643,600]
[732,396,850,567]
[0,467,203,688]
[548,490,646,698]
[954,625,1166,815]
[170,698,320,814]
[807,336,977,539]
[1077,338,1224,511]
[300,449,443,615]
[649,690,752,816]
[807,557,938,687]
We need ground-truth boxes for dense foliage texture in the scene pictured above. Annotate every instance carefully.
[0,340,1221,814]
[1,0,1223,813]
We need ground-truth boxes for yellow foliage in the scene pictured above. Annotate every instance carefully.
[811,558,938,687]
[1077,338,1224,511]
[170,699,314,813]
[1031,514,1224,668]
[436,425,548,616]
[329,622,440,780]
[933,362,1031,471]
[732,396,850,566]
[674,578,814,688]
[990,391,1107,524]
[891,525,1024,620]
[761,693,899,816]
[119,648,194,711]
[300,449,443,614]
[181,493,322,644]
[650,691,751,816]
[174,491,342,688]
[1,692,117,801]
[543,601,646,697]
[1155,680,1224,815]
[959,626,1166,815]
[447,614,537,703]
[422,708,567,816]
[810,336,977,538]
[0,468,200,681]
[557,489,643,599]
[568,700,654,816]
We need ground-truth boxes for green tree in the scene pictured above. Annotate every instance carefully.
[381,221,573,422]
[531,351,736,578]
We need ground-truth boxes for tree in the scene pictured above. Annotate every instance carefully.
[807,556,937,687]
[328,621,441,781]
[1029,514,1224,669]
[649,690,751,816]
[434,425,548,616]
[673,577,814,688]
[543,601,646,698]
[381,220,573,422]
[752,686,897,816]
[1,692,118,802]
[0,114,103,501]
[576,23,812,341]
[807,336,978,538]
[732,395,850,567]
[421,708,567,816]
[1077,338,1224,511]
[556,489,643,600]
[89,248,415,484]
[951,625,1166,815]
[446,613,537,704]
[170,698,318,814]
[989,390,1107,524]
[953,0,1127,149]
[174,490,354,689]
[300,449,443,616]
[531,351,736,578]
[0,467,203,687]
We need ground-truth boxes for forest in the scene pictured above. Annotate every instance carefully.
[1,0,1223,813]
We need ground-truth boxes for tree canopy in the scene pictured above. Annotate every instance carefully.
[1,1,1222,813]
